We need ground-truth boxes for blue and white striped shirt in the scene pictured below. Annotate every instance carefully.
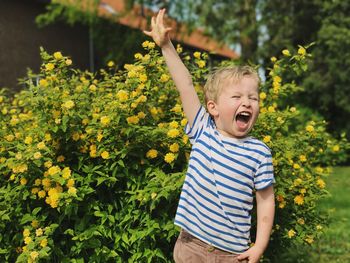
[174,106,274,253]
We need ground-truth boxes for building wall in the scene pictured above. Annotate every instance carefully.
[0,0,90,91]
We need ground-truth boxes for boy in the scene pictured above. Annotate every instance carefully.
[144,9,275,263]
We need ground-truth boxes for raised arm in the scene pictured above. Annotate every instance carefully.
[143,9,201,127]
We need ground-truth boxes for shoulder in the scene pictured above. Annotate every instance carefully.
[243,137,272,157]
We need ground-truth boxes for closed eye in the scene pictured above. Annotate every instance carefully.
[249,97,258,101]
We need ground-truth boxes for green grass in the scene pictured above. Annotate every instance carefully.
[284,166,350,262]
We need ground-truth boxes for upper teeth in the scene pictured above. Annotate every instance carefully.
[240,112,250,116]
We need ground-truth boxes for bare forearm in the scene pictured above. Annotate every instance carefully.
[161,41,201,125]
[161,41,194,95]
[255,186,275,252]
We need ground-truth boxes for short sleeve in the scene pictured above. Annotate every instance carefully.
[184,106,208,145]
[254,154,275,190]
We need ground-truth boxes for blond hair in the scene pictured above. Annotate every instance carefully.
[203,65,260,103]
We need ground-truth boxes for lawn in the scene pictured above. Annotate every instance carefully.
[283,166,350,262]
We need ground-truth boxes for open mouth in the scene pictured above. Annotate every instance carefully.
[236,111,251,129]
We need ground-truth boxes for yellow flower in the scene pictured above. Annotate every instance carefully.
[54,51,63,59]
[297,46,306,56]
[39,79,48,87]
[316,178,326,189]
[37,142,46,149]
[288,229,296,238]
[183,135,189,144]
[316,225,323,230]
[169,143,180,153]
[293,178,303,186]
[169,121,179,129]
[137,111,146,119]
[40,238,48,248]
[31,220,39,228]
[139,73,148,83]
[193,51,201,58]
[263,136,271,143]
[305,235,314,244]
[65,59,72,65]
[30,251,39,260]
[181,118,188,126]
[100,116,110,126]
[20,178,27,185]
[72,132,80,141]
[101,151,109,159]
[24,136,33,144]
[164,153,176,163]
[68,186,77,195]
[146,149,158,159]
[306,125,314,132]
[171,104,182,113]
[176,44,183,53]
[6,134,14,141]
[148,42,155,49]
[167,129,180,138]
[97,133,103,142]
[107,61,114,67]
[67,179,75,188]
[32,188,40,194]
[268,106,275,113]
[332,145,340,152]
[270,56,277,62]
[273,76,282,83]
[48,166,61,176]
[160,74,170,83]
[62,100,75,110]
[297,218,305,225]
[35,228,43,237]
[299,155,307,162]
[45,63,55,71]
[62,167,71,179]
[45,133,52,141]
[23,229,30,237]
[126,115,140,125]
[32,152,41,159]
[282,49,291,56]
[196,60,206,68]
[24,236,32,245]
[293,163,301,170]
[44,161,52,168]
[294,195,304,205]
[116,90,129,102]
[137,95,147,103]
[38,190,46,199]
[259,92,267,100]
[142,40,149,48]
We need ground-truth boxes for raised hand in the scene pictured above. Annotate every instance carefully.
[143,8,172,47]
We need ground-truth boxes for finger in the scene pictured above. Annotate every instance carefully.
[151,16,156,29]
[157,8,166,26]
[143,30,152,36]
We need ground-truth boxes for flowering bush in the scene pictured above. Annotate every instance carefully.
[0,43,348,262]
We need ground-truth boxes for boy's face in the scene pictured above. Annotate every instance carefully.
[207,76,259,139]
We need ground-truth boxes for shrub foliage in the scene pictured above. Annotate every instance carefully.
[0,44,348,262]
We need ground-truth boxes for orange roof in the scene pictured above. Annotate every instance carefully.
[55,0,238,58]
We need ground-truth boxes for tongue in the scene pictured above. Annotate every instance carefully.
[236,118,248,130]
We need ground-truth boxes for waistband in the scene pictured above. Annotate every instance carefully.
[179,230,236,255]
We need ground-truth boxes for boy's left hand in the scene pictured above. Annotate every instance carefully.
[237,245,264,263]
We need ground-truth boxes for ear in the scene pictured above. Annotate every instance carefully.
[207,100,219,117]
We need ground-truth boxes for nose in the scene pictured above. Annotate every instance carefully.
[242,96,251,107]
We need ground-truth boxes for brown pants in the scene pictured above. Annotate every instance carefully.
[173,230,248,263]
